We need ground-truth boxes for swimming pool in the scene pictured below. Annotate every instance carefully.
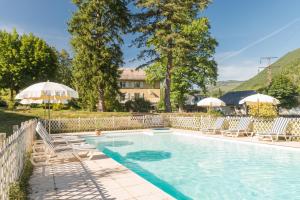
[85,131,300,200]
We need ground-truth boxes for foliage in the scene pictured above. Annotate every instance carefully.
[248,103,278,118]
[0,29,58,100]
[69,0,130,112]
[235,48,300,91]
[55,49,73,86]
[207,109,223,116]
[0,97,7,107]
[7,101,15,110]
[267,75,298,109]
[52,103,64,111]
[133,0,217,112]
[9,154,33,200]
[0,108,132,136]
[125,98,152,112]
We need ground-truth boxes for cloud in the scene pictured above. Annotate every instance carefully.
[217,18,300,63]
[218,60,259,81]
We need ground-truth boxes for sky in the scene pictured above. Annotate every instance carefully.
[1,0,300,81]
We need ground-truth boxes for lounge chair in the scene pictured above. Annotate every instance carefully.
[254,117,291,142]
[222,117,252,137]
[201,117,225,134]
[31,123,97,166]
[35,122,85,145]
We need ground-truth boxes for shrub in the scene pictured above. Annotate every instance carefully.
[248,103,278,118]
[125,98,152,112]
[267,75,298,108]
[67,99,81,110]
[0,98,7,107]
[52,103,64,111]
[7,101,15,110]
[9,155,33,200]
[207,109,223,116]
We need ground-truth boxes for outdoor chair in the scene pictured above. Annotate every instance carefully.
[35,121,85,146]
[253,117,291,142]
[222,117,252,137]
[201,117,225,134]
[31,122,97,166]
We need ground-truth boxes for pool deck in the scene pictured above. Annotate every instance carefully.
[29,151,174,200]
[29,129,300,200]
[171,128,300,149]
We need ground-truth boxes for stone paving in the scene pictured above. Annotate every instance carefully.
[173,128,300,149]
[29,153,174,200]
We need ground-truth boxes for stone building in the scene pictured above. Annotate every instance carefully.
[118,68,161,105]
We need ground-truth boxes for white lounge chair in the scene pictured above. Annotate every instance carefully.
[254,117,291,142]
[31,122,97,166]
[35,122,85,145]
[201,117,225,134]
[222,117,252,137]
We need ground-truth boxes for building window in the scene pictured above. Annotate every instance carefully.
[134,93,140,99]
[134,81,141,88]
[119,82,126,88]
[120,93,126,101]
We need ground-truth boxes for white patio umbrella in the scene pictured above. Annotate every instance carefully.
[197,97,226,111]
[239,93,280,105]
[20,99,68,105]
[20,99,43,105]
[15,81,78,100]
[239,93,280,115]
[15,81,79,133]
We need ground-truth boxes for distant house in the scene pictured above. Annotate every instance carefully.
[118,68,161,105]
[184,94,205,112]
[220,90,257,115]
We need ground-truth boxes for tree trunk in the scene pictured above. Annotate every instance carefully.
[10,88,14,101]
[164,52,173,112]
[98,87,106,112]
[178,104,184,113]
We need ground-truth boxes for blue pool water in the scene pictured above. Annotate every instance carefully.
[85,132,300,200]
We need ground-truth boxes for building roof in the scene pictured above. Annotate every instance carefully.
[220,90,257,106]
[120,68,146,80]
[184,94,204,106]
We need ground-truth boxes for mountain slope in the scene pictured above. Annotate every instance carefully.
[208,80,244,96]
[234,48,300,91]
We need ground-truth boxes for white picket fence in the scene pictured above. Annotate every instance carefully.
[0,120,37,200]
[43,115,165,133]
[169,116,300,135]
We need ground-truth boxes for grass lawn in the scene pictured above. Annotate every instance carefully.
[0,108,131,136]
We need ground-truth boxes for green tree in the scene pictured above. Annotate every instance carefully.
[267,75,298,108]
[133,0,217,112]
[69,0,130,112]
[55,49,73,86]
[125,98,152,112]
[0,29,58,100]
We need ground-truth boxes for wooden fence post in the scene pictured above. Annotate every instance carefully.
[0,133,6,147]
[113,116,115,129]
[78,117,81,131]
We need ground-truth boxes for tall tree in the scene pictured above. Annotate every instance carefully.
[55,49,73,86]
[69,0,130,112]
[267,75,298,108]
[133,0,217,112]
[0,29,58,100]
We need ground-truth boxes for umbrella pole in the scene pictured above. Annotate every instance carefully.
[48,97,51,134]
[257,101,259,117]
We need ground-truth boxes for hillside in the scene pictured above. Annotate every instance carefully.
[208,80,244,96]
[234,48,300,91]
